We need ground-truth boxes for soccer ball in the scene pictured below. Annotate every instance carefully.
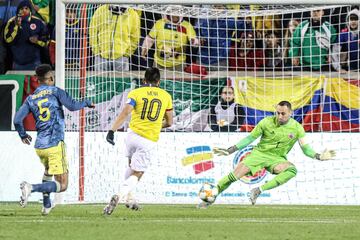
[198,183,218,203]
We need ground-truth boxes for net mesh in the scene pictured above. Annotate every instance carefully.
[59,3,360,204]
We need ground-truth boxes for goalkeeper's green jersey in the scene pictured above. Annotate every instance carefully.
[250,116,306,157]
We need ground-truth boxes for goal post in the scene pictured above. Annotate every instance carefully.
[56,1,360,204]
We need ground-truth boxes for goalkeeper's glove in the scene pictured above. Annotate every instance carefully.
[213,146,238,156]
[21,134,32,145]
[315,149,336,161]
[106,130,115,145]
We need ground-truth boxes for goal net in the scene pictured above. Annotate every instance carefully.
[57,1,360,204]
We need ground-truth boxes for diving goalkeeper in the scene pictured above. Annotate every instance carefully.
[206,101,336,206]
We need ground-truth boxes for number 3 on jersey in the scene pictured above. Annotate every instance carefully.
[140,98,162,121]
[38,98,51,121]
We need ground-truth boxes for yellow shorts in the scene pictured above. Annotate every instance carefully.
[36,141,68,175]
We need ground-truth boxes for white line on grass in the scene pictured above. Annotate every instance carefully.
[253,206,360,211]
[1,218,357,224]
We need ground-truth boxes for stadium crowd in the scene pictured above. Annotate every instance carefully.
[0,1,359,74]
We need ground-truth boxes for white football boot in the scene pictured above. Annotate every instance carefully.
[125,192,141,211]
[19,181,32,208]
[249,187,261,205]
[41,202,55,216]
[103,195,120,215]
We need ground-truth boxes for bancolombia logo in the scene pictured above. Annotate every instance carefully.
[232,145,267,184]
[167,176,215,184]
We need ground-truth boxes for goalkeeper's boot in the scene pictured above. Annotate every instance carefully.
[197,201,213,209]
[41,202,55,216]
[249,187,261,205]
[20,181,32,208]
[103,194,119,215]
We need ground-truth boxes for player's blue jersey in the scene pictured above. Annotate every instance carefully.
[14,85,92,149]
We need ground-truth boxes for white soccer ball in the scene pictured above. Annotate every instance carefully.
[198,183,219,203]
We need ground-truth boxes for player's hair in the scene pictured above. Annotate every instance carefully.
[35,64,53,82]
[278,100,292,110]
[144,67,160,84]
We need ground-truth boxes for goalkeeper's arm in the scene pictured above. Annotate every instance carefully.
[299,137,336,161]
[213,135,256,156]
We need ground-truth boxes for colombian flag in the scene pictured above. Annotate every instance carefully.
[233,76,359,132]
[321,78,359,132]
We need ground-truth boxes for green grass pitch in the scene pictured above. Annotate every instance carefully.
[0,203,359,240]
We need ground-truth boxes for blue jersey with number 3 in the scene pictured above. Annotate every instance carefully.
[14,85,91,149]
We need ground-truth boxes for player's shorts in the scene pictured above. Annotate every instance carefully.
[124,129,156,172]
[242,149,288,175]
[35,141,68,175]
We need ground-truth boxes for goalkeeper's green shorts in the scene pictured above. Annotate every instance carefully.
[242,150,288,175]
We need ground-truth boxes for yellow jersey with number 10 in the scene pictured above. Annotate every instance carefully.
[127,86,173,142]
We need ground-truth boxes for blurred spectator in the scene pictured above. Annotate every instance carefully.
[3,0,48,70]
[329,6,352,34]
[339,8,360,71]
[209,86,245,132]
[226,5,241,11]
[229,31,265,71]
[0,2,8,74]
[47,26,55,68]
[231,15,253,39]
[131,10,161,70]
[89,5,140,71]
[30,0,55,31]
[64,7,81,69]
[250,5,282,38]
[26,1,54,66]
[283,19,300,68]
[196,5,248,71]
[141,9,199,71]
[264,32,283,70]
[0,0,22,73]
[289,9,340,71]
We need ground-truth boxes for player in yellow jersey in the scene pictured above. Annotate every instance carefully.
[103,67,173,215]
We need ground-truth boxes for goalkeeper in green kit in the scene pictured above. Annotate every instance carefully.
[205,101,336,206]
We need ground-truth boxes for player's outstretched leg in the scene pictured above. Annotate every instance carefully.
[20,181,32,208]
[103,194,120,215]
[249,166,297,205]
[249,187,261,205]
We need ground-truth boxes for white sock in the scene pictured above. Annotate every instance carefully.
[124,167,132,180]
[118,175,138,200]
[124,168,135,201]
[126,192,134,203]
